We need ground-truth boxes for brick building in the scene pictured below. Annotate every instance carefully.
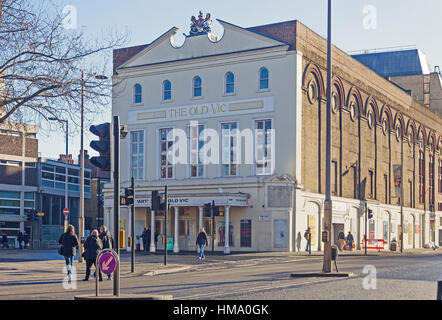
[106,17,442,252]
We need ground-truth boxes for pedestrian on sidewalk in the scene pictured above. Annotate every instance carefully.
[346,231,354,251]
[58,224,79,283]
[154,230,159,250]
[141,227,151,252]
[304,228,311,253]
[338,229,346,251]
[99,225,114,280]
[83,229,103,281]
[18,232,24,250]
[2,233,9,249]
[23,232,29,249]
[196,228,208,260]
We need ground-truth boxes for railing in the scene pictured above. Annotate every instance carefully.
[361,239,385,250]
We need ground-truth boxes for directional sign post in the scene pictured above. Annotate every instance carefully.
[95,249,119,297]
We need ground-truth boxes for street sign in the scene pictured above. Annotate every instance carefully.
[63,208,69,216]
[99,252,117,275]
[37,212,44,217]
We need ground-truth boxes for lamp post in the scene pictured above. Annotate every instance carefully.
[49,117,69,232]
[78,71,108,263]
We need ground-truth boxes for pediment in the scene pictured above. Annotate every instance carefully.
[118,19,289,70]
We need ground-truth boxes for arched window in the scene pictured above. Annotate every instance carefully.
[259,68,269,90]
[163,80,171,101]
[134,84,142,104]
[193,76,202,97]
[225,72,235,94]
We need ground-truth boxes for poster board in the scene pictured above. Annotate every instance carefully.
[307,215,316,246]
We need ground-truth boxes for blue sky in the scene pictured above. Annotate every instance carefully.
[39,0,442,160]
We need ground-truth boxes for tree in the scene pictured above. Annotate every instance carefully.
[0,0,127,127]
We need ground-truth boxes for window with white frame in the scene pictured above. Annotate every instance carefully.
[134,84,142,104]
[163,80,171,101]
[130,131,144,180]
[193,76,202,97]
[225,72,235,94]
[221,122,238,176]
[189,123,205,177]
[160,128,174,179]
[259,67,269,90]
[255,119,272,175]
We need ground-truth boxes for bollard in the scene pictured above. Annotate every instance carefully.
[437,281,442,300]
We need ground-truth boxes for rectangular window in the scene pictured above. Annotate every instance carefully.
[240,220,252,247]
[368,170,374,199]
[429,156,435,205]
[419,151,425,203]
[353,166,358,199]
[160,128,174,179]
[255,120,273,175]
[331,161,338,195]
[131,131,144,180]
[384,174,389,204]
[189,124,205,178]
[409,181,413,208]
[439,159,442,193]
[221,122,238,176]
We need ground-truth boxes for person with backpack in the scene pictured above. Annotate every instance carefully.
[83,229,103,281]
[99,225,114,280]
[195,228,208,260]
[58,225,79,283]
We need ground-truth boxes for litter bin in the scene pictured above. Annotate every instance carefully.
[331,245,338,261]
[390,240,397,251]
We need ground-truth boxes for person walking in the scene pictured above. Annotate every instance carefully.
[23,232,29,249]
[346,231,354,252]
[2,233,9,249]
[304,228,311,253]
[83,229,103,281]
[196,228,208,260]
[17,232,24,250]
[99,226,114,280]
[154,230,159,250]
[338,229,346,251]
[58,225,79,283]
[144,227,151,252]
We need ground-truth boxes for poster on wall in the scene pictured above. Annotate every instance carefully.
[307,215,316,246]
[274,219,287,248]
[369,220,375,239]
[393,165,402,198]
[217,221,234,247]
[408,223,413,245]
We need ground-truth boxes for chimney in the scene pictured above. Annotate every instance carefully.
[58,154,74,164]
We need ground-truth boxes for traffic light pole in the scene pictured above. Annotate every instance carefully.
[131,177,135,273]
[164,185,167,266]
[113,116,120,297]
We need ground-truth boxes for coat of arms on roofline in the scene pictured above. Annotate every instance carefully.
[190,11,212,35]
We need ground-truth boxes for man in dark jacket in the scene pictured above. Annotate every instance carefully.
[1,233,9,249]
[143,227,151,252]
[196,228,208,260]
[58,224,79,283]
[83,229,103,281]
[18,232,23,249]
[304,228,311,253]
[346,232,354,251]
[99,225,114,280]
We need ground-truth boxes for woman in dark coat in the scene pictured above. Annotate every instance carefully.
[58,224,79,282]
[83,229,103,281]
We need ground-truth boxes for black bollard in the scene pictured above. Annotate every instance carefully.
[437,281,442,300]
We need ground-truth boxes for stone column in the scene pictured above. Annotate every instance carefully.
[150,210,156,252]
[224,206,230,254]
[174,206,179,253]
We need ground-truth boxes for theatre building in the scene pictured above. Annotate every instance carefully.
[106,15,442,253]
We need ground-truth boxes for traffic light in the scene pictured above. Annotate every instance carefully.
[151,190,161,211]
[25,209,36,222]
[89,122,112,171]
[125,187,134,205]
[204,202,211,217]
[120,195,127,206]
[368,208,373,219]
[213,206,220,216]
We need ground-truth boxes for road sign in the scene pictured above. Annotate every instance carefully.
[99,252,117,275]
[63,208,69,216]
[37,212,44,217]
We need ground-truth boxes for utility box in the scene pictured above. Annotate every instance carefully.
[331,245,338,261]
[390,240,397,251]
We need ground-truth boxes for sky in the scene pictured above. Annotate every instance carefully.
[39,0,442,161]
